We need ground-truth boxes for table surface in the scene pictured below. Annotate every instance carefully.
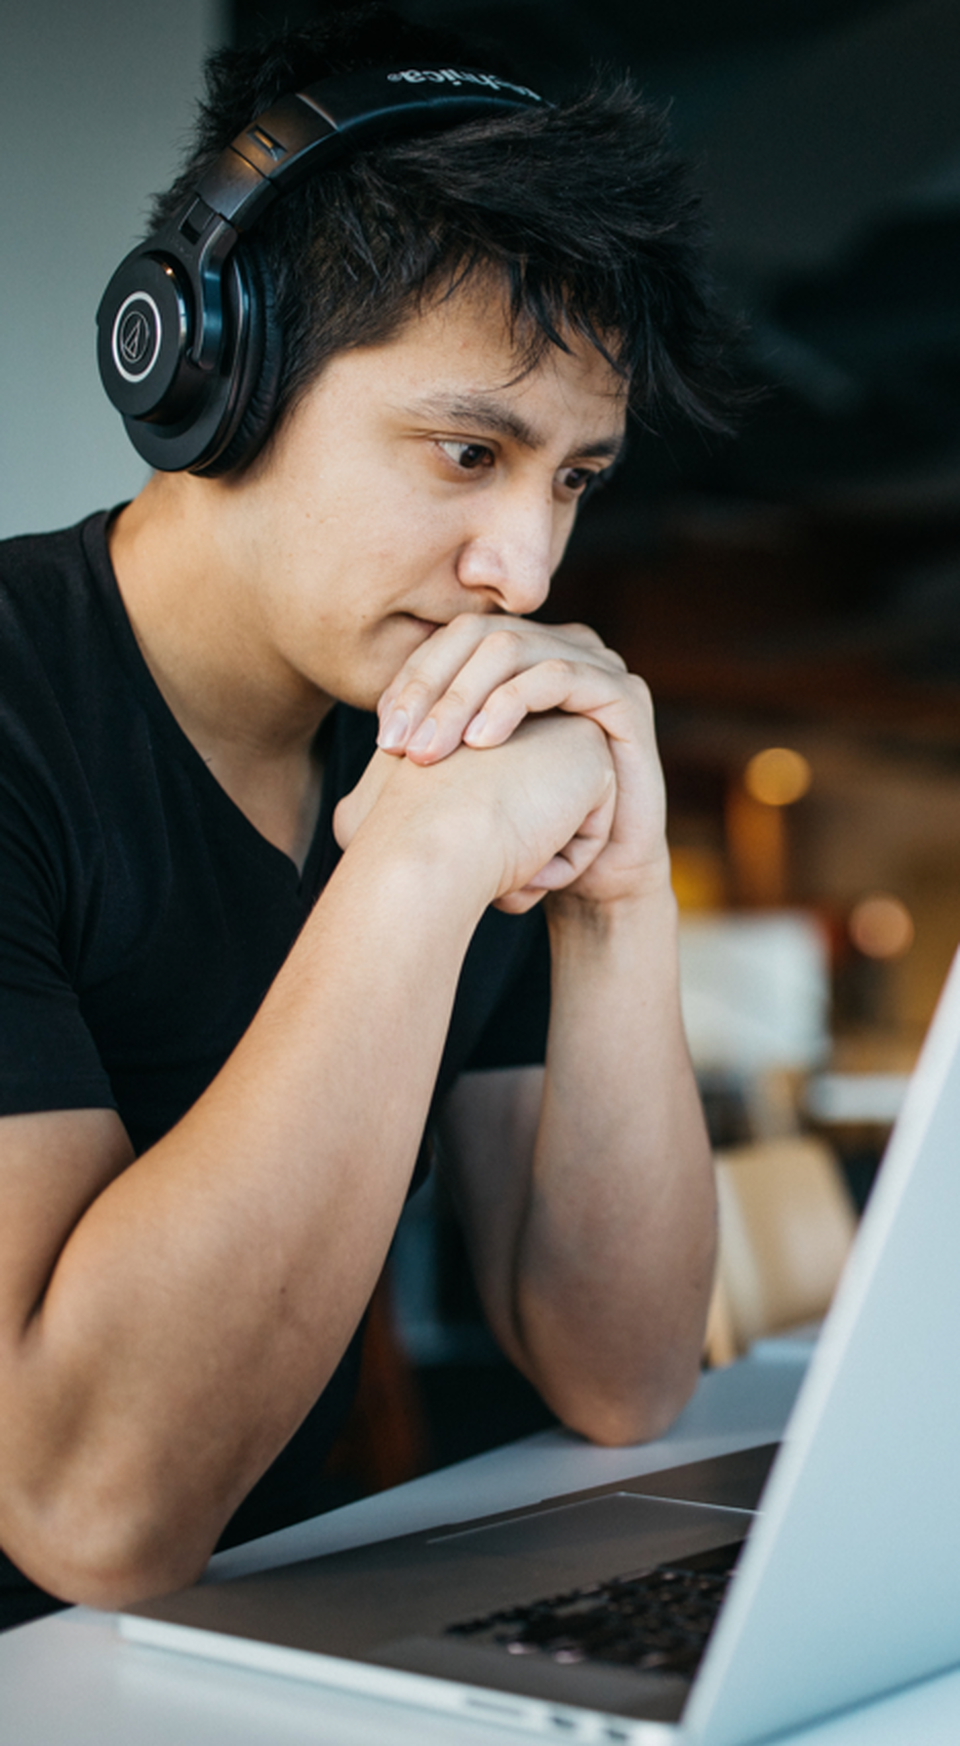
[5,1352,960,1746]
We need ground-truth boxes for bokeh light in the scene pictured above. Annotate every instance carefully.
[743,747,813,807]
[849,893,915,960]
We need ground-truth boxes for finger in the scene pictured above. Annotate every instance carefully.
[404,646,628,766]
[527,790,616,887]
[377,616,495,751]
[394,625,535,761]
[332,749,400,849]
[461,658,629,753]
[496,783,616,910]
[496,841,598,910]
[377,617,623,758]
[377,616,612,720]
[493,887,548,916]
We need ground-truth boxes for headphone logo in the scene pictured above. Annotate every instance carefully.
[120,311,151,366]
[386,67,542,103]
[111,292,162,383]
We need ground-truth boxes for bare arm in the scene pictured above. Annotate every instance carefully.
[0,715,611,1608]
[378,616,717,1444]
[440,878,714,1448]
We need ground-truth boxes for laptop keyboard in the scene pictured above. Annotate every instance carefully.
[445,1541,743,1678]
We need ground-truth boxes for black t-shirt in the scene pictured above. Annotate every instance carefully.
[0,512,550,1623]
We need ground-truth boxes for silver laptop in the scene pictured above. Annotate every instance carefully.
[121,947,960,1745]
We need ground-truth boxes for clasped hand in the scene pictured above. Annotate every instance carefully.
[336,615,670,912]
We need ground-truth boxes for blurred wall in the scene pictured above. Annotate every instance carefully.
[0,1,225,541]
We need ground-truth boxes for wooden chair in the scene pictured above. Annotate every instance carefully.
[705,1135,858,1367]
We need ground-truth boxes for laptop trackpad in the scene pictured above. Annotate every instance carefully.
[429,1492,752,1576]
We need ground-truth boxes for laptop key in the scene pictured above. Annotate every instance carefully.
[445,1542,742,1678]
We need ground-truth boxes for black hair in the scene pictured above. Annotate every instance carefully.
[149,2,740,465]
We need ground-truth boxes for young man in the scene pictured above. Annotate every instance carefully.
[0,7,734,1628]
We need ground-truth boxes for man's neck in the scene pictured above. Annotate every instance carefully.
[109,475,332,873]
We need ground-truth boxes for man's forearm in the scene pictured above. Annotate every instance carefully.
[513,876,715,1444]
[3,717,610,1606]
[4,806,491,1606]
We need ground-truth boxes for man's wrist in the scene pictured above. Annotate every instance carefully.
[345,760,505,918]
[545,856,677,941]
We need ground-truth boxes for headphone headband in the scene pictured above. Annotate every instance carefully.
[205,68,545,229]
[97,66,546,475]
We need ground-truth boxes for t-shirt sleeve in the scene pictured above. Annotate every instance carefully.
[0,759,116,1117]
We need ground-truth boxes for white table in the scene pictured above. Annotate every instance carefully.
[4,1355,960,1745]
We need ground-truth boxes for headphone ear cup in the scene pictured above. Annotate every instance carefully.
[97,249,198,431]
[195,250,283,477]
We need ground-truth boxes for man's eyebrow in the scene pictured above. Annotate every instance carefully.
[394,393,626,463]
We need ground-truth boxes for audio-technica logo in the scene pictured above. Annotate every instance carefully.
[111,292,162,383]
[119,310,151,368]
[386,68,543,103]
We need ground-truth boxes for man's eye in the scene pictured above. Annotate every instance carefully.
[559,466,599,496]
[438,440,494,471]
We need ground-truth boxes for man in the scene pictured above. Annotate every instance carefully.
[0,6,734,1628]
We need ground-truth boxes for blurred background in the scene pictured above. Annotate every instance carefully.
[4,0,960,1482]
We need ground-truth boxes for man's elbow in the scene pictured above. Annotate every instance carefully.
[550,1360,702,1450]
[3,1487,211,1612]
[41,1543,207,1614]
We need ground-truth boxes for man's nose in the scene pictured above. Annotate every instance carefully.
[455,491,557,617]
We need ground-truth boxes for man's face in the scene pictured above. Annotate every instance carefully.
[223,276,627,714]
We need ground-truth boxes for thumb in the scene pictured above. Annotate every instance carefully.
[333,748,401,850]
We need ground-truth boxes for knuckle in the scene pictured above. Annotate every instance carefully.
[563,621,608,652]
[557,622,626,672]
[492,675,526,709]
[398,673,436,708]
[563,620,603,643]
[626,672,654,709]
[437,683,472,715]
[540,656,574,685]
[484,626,524,663]
[447,611,485,637]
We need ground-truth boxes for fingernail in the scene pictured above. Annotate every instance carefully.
[377,707,409,751]
[408,717,437,755]
[463,710,487,744]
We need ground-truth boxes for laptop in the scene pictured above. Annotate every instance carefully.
[120,946,960,1745]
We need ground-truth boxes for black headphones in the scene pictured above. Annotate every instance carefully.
[96,66,545,476]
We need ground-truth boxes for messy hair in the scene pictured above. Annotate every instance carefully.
[149,3,739,463]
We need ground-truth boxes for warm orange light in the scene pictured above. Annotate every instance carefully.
[743,747,812,807]
[670,846,728,912]
[849,893,915,960]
